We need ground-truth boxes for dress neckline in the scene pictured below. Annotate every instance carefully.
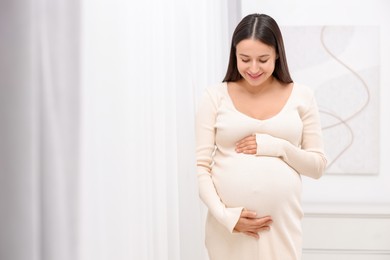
[222,81,295,122]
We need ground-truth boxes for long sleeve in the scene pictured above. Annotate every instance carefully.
[195,87,243,233]
[255,94,327,179]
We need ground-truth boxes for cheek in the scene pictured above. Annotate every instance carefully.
[237,62,248,73]
[263,61,276,72]
[237,60,246,68]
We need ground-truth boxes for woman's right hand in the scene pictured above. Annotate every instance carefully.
[233,209,272,239]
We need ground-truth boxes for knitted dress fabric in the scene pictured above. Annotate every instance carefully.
[195,82,327,260]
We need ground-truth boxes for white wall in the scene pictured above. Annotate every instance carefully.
[241,0,390,258]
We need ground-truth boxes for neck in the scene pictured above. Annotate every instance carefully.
[240,77,276,95]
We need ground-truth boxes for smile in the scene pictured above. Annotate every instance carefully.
[247,72,262,79]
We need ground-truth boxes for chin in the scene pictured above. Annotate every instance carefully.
[246,79,264,86]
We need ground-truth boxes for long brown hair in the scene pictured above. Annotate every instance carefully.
[223,13,293,83]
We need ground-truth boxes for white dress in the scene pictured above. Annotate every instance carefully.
[195,82,327,260]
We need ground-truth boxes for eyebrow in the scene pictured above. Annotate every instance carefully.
[238,54,270,58]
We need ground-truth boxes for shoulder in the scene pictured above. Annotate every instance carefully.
[292,83,315,100]
[203,82,226,96]
[199,82,226,103]
[196,82,226,111]
[292,83,320,113]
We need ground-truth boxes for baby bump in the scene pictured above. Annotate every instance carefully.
[212,154,302,216]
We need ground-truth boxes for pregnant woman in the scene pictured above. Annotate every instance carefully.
[195,13,327,260]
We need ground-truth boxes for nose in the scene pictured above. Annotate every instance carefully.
[249,61,260,74]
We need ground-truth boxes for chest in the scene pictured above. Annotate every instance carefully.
[233,96,288,121]
[228,85,293,121]
[214,101,303,148]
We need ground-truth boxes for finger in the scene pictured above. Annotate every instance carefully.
[242,148,257,154]
[236,142,257,153]
[236,138,256,147]
[257,226,271,232]
[236,135,256,145]
[258,216,273,225]
[245,217,273,228]
[236,141,257,150]
[245,221,272,230]
[253,217,273,226]
[236,136,256,146]
[241,210,257,218]
[236,147,255,154]
[256,215,272,221]
[251,221,272,231]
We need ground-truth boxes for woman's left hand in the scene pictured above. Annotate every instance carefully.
[235,134,257,154]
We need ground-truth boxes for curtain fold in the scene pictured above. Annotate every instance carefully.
[0,0,80,260]
[0,1,37,260]
[33,0,80,259]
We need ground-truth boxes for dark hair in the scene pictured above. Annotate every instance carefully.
[223,13,293,83]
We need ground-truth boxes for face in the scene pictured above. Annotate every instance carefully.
[236,38,277,87]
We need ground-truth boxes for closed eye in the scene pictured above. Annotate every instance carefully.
[240,59,268,63]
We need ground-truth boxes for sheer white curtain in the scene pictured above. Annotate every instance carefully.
[0,0,231,259]
[0,0,79,260]
[80,1,229,260]
[32,1,80,259]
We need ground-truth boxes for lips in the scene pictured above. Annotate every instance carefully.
[247,72,262,80]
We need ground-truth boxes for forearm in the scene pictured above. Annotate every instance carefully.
[256,133,327,179]
[197,168,244,232]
